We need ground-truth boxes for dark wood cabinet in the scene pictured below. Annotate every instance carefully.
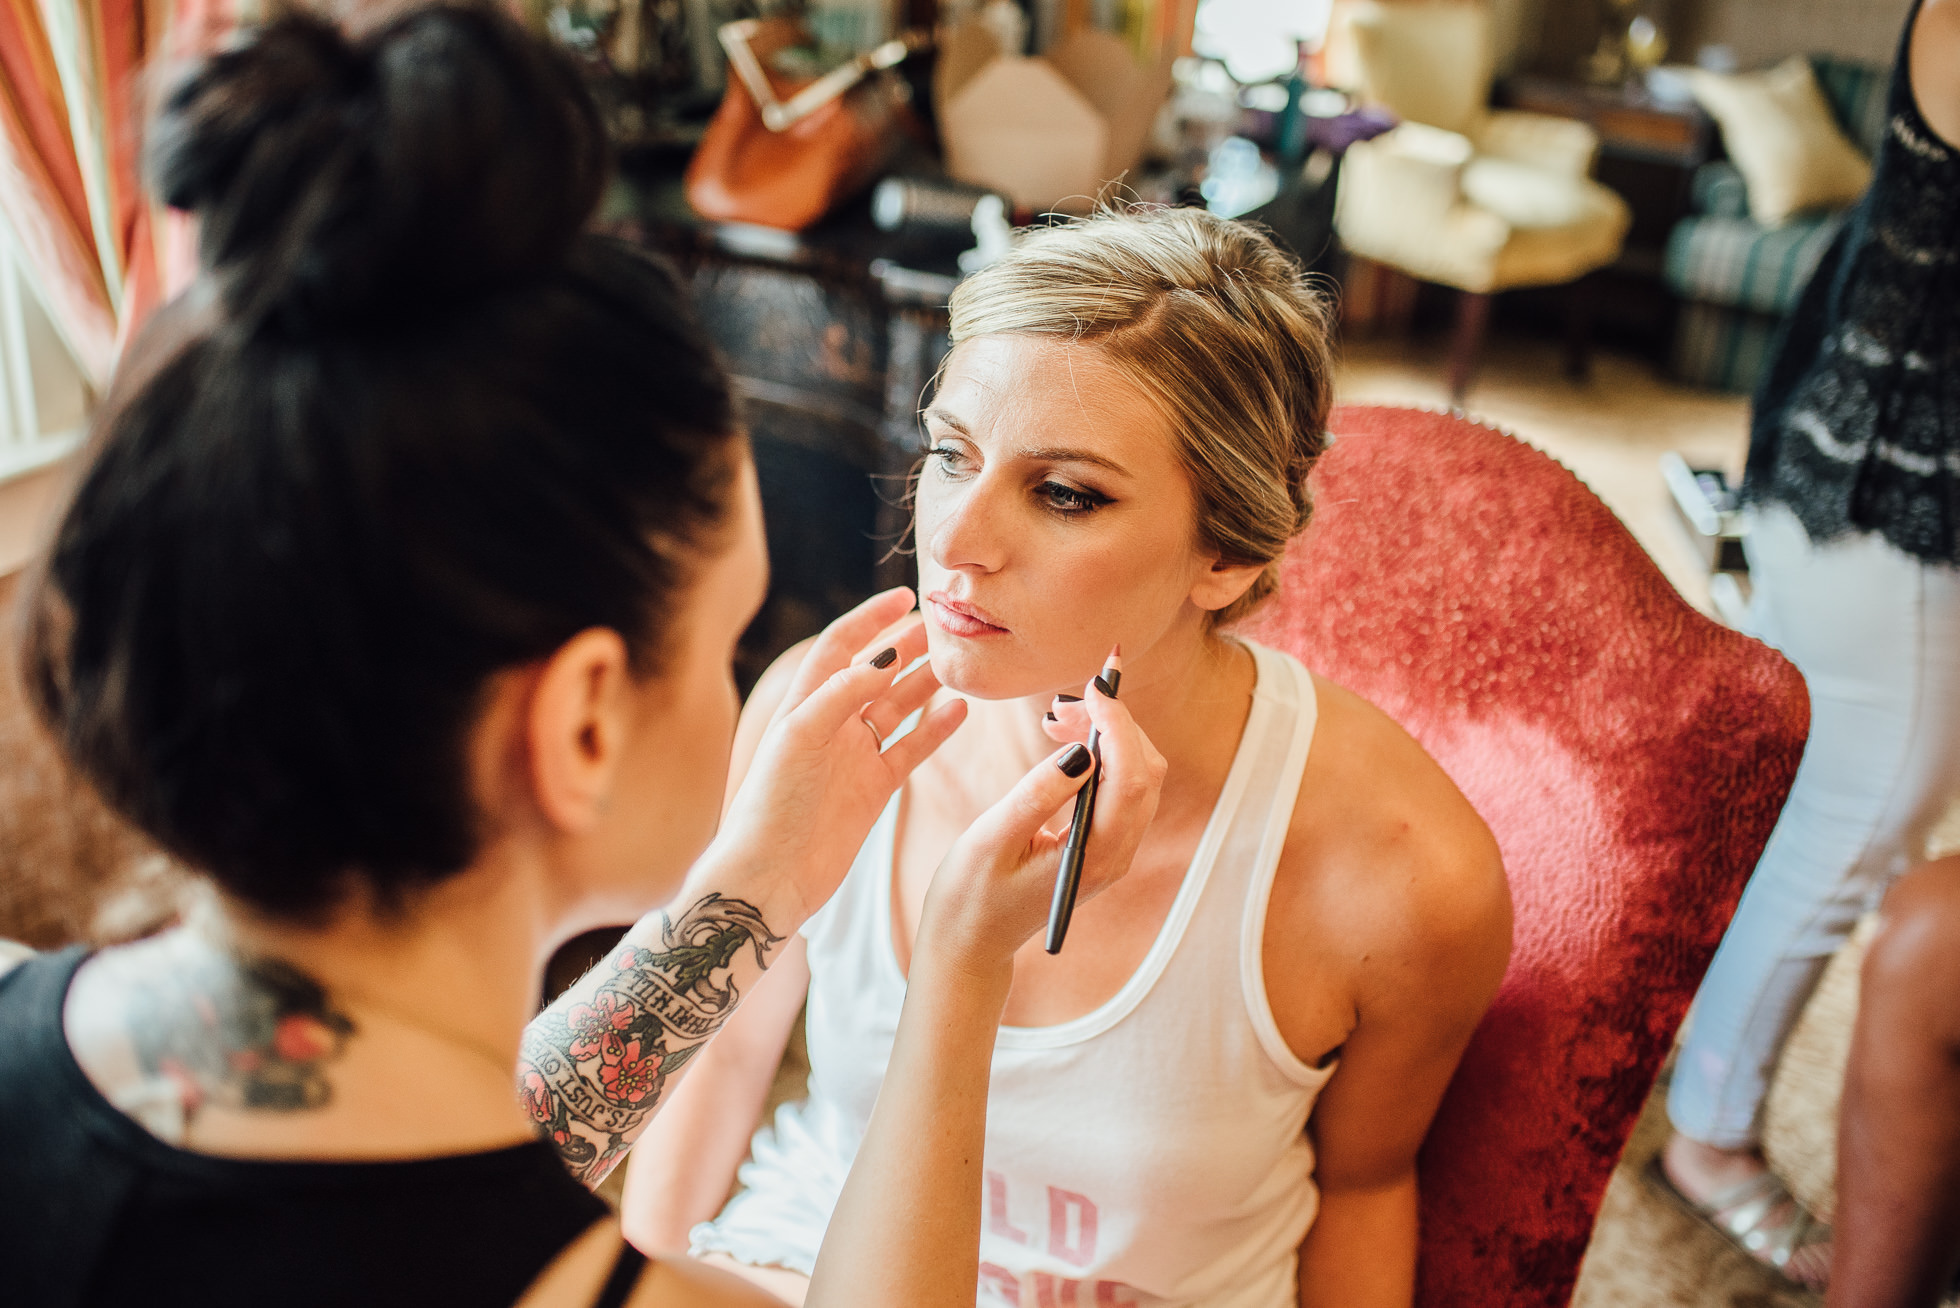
[1495,75,1714,355]
[610,164,958,689]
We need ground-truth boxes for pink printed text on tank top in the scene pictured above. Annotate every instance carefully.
[980,1170,1146,1306]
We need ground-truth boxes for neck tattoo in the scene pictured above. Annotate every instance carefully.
[125,946,356,1123]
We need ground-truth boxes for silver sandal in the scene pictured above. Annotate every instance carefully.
[1644,1156,1833,1291]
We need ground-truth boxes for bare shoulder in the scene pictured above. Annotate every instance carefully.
[1913,0,1960,149]
[1275,675,1510,1000]
[59,935,203,1146]
[64,936,159,1063]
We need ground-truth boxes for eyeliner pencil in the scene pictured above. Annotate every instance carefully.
[1046,650,1122,954]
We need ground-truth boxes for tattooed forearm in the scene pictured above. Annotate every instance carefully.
[519,892,783,1184]
[119,945,355,1135]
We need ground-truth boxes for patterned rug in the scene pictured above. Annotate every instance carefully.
[1575,813,1960,1308]
[1573,1082,1822,1308]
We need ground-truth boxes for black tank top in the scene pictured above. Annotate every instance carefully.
[0,947,643,1307]
[1745,0,1960,563]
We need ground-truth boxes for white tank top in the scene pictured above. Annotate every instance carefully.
[692,642,1335,1307]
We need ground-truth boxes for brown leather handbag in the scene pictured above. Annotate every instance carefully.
[684,19,926,231]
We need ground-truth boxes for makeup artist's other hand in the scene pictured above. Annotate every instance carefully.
[920,681,1165,978]
[1039,666,1118,746]
[715,587,968,925]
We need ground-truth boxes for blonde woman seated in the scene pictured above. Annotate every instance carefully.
[619,209,1514,1307]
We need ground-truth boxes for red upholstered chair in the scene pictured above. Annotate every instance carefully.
[1236,405,1809,1307]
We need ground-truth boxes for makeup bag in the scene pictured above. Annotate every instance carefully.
[684,18,926,231]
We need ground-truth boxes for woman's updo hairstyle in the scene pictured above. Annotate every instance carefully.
[946,207,1334,625]
[149,2,609,336]
[23,4,740,918]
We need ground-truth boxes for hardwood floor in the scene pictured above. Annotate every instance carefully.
[1337,332,1750,616]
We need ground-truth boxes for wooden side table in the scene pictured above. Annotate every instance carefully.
[1496,75,1714,355]
[608,161,960,692]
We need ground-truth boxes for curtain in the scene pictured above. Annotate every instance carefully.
[0,0,237,389]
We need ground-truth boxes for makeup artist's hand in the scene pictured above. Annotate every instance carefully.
[919,677,1166,978]
[711,586,969,926]
[1038,670,1110,746]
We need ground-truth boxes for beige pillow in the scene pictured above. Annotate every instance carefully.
[1688,56,1873,226]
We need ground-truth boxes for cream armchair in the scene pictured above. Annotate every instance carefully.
[1332,0,1631,403]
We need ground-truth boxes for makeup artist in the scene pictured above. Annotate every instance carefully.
[0,7,1165,1306]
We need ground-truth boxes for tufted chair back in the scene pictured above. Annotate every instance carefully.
[1345,0,1494,138]
[1236,405,1808,1306]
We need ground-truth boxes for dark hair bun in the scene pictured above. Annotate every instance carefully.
[29,1,737,920]
[149,4,608,334]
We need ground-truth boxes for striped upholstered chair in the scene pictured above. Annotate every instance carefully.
[1664,55,1889,392]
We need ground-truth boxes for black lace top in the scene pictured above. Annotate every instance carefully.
[1745,0,1960,564]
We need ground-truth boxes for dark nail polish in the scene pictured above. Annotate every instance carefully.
[1044,711,1058,722]
[870,647,898,669]
[1093,675,1116,698]
[1057,743,1092,778]
[1054,693,1082,703]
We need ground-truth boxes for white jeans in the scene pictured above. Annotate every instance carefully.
[1669,505,1960,1149]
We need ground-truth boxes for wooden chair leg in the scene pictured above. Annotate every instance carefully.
[1382,267,1419,337]
[1448,290,1491,408]
[1564,277,1595,383]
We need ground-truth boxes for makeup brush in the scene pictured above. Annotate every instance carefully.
[1046,648,1121,954]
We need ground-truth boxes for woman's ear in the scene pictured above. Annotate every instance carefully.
[1189,555,1266,614]
[524,627,635,834]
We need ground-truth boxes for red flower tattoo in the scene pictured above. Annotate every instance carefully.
[564,991,634,1061]
[519,1065,572,1145]
[272,1013,338,1063]
[519,1065,553,1126]
[597,1039,661,1104]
